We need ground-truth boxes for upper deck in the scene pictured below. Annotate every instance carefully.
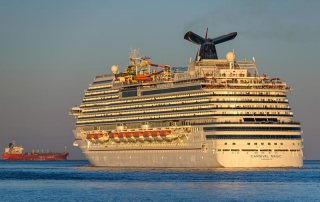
[88,54,289,93]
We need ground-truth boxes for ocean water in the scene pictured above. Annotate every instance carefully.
[0,160,319,201]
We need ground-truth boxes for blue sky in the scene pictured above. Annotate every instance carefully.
[0,0,319,159]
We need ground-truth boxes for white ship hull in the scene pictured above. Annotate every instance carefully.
[74,132,303,168]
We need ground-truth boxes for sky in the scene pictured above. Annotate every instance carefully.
[0,0,319,160]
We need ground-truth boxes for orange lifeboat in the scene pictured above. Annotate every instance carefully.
[120,132,127,138]
[161,130,171,136]
[86,133,103,140]
[112,133,120,142]
[86,134,93,139]
[155,131,163,141]
[138,132,145,142]
[86,133,109,143]
[129,132,136,142]
[121,132,128,142]
[98,134,109,143]
[145,131,154,142]
[164,130,178,141]
[134,75,152,82]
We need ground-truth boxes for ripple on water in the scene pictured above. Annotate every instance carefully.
[0,160,319,201]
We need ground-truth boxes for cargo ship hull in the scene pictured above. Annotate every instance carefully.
[2,153,68,161]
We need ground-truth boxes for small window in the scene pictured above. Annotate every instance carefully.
[247,143,250,145]
[261,143,264,145]
[224,142,227,145]
[274,143,277,145]
[232,143,236,145]
[254,143,257,145]
[280,143,283,145]
[268,143,271,145]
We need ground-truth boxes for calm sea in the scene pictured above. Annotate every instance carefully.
[0,160,319,201]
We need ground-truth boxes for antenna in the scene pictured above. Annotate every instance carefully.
[204,28,208,39]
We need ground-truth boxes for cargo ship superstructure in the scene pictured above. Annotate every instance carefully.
[70,31,303,167]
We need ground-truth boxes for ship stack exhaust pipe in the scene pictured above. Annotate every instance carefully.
[184,30,237,60]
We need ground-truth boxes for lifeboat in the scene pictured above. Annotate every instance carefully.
[134,75,152,82]
[121,137,128,142]
[130,136,136,142]
[161,130,171,136]
[86,133,107,143]
[120,132,128,142]
[112,133,120,143]
[101,129,183,143]
[155,131,163,141]
[145,131,154,142]
[162,130,177,141]
[97,134,109,143]
[137,132,145,142]
[128,132,136,142]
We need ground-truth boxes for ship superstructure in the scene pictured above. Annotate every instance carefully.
[70,31,303,167]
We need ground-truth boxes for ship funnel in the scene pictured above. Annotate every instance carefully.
[184,31,237,60]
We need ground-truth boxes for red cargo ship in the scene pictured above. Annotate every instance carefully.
[2,142,68,161]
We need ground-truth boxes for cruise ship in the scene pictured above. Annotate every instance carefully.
[70,30,303,168]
